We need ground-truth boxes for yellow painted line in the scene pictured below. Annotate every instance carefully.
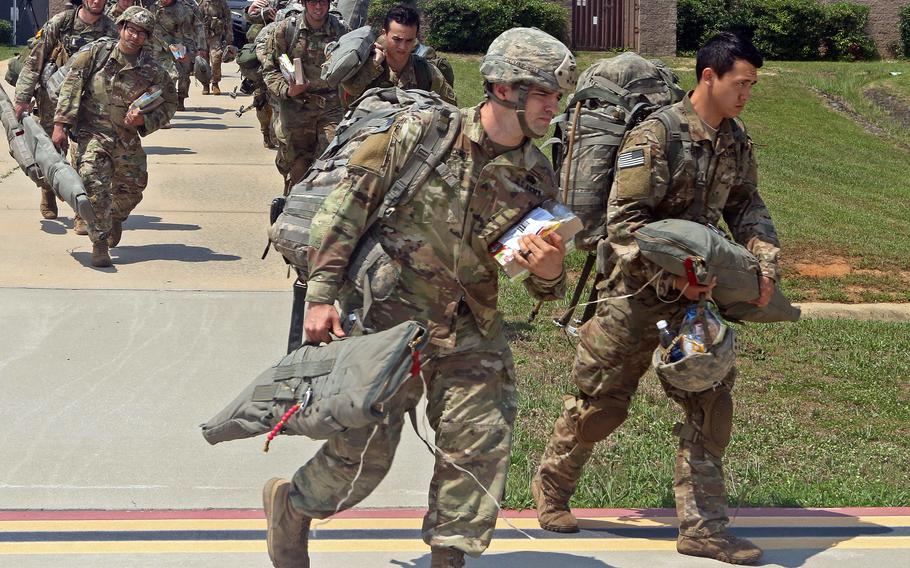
[1,536,909,555]
[2,515,908,532]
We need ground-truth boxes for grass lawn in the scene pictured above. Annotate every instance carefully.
[0,45,24,61]
[448,53,910,302]
[447,53,910,510]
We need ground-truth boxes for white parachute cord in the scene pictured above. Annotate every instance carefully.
[414,370,536,541]
[310,421,381,531]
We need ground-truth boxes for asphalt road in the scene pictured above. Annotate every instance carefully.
[1,67,907,568]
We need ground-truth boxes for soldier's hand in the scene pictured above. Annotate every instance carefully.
[749,275,775,307]
[304,302,346,344]
[673,275,717,301]
[287,79,309,98]
[372,42,385,65]
[514,232,566,281]
[14,101,31,120]
[51,123,68,153]
[197,50,207,58]
[124,107,144,126]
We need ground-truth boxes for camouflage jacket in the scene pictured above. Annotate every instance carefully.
[607,93,781,291]
[341,51,456,106]
[262,13,347,115]
[198,0,234,43]
[14,9,117,104]
[105,2,127,20]
[54,39,177,143]
[151,0,206,54]
[306,103,567,348]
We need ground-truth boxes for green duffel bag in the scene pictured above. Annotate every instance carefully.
[634,219,800,323]
[236,42,261,71]
[201,320,428,446]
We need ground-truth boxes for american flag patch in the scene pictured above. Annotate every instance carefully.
[617,148,646,169]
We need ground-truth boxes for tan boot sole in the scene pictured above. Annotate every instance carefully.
[531,475,579,533]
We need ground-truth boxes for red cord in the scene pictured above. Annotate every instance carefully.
[263,401,302,453]
[410,348,421,377]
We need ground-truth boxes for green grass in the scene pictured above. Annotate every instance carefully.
[497,288,910,510]
[0,45,25,61]
[447,53,910,302]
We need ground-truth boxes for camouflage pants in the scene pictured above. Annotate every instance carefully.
[175,56,192,98]
[204,35,224,84]
[74,134,148,243]
[288,311,517,557]
[278,99,342,193]
[537,278,736,538]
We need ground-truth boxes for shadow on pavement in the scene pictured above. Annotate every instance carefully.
[40,219,68,235]
[70,251,118,272]
[145,146,196,155]
[395,552,612,567]
[192,106,233,115]
[169,122,252,130]
[125,215,200,232]
[110,244,240,264]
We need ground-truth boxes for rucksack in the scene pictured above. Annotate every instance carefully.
[321,25,376,87]
[414,44,454,87]
[268,87,462,302]
[552,51,685,251]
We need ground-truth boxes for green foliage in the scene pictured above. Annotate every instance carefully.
[0,19,12,46]
[677,0,732,53]
[365,0,418,32]
[677,0,877,61]
[900,4,910,58]
[424,0,568,53]
[819,2,877,61]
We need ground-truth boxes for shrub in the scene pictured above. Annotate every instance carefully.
[365,0,419,32]
[735,0,826,60]
[677,0,732,53]
[820,2,877,61]
[900,4,910,58]
[0,19,12,46]
[424,0,567,52]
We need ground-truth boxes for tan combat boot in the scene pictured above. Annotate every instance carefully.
[677,532,763,565]
[262,129,277,149]
[263,478,311,568]
[73,215,88,235]
[39,188,58,219]
[430,546,465,567]
[107,220,122,247]
[530,472,579,533]
[202,83,210,95]
[91,242,112,268]
[212,82,221,95]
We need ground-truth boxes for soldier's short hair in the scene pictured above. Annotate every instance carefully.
[696,32,763,82]
[384,4,420,34]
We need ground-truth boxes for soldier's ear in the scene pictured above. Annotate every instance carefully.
[701,67,716,85]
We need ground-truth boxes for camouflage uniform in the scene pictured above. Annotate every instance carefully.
[14,9,117,133]
[536,92,780,539]
[197,0,233,87]
[261,11,347,191]
[106,1,133,20]
[54,37,177,246]
[290,105,567,557]
[340,38,456,107]
[150,0,206,100]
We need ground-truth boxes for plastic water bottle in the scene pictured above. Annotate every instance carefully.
[657,320,683,362]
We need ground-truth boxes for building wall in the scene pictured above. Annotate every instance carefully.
[820,0,902,58]
[638,0,676,56]
[2,0,50,44]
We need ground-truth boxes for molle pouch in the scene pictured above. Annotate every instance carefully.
[652,323,735,393]
[348,231,400,302]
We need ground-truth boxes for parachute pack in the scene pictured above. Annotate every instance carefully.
[268,86,462,300]
[552,51,685,252]
[321,25,376,87]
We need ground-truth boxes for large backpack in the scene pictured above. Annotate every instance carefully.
[268,87,462,297]
[321,25,376,87]
[552,51,685,251]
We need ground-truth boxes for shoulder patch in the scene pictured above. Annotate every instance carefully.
[614,145,653,199]
[617,148,645,170]
[348,128,394,176]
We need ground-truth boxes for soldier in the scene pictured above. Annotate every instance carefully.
[52,6,177,267]
[197,0,233,94]
[260,27,576,568]
[261,0,347,193]
[340,4,455,106]
[106,0,135,20]
[13,0,116,223]
[151,0,206,110]
[532,32,778,565]
[252,4,303,153]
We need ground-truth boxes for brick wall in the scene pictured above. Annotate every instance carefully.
[819,0,902,57]
[639,0,676,56]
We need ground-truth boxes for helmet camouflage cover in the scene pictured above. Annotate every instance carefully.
[480,27,577,95]
[117,6,155,34]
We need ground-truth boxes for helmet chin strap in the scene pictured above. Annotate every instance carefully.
[484,82,543,139]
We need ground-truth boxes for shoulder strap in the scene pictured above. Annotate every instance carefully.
[655,109,704,219]
[414,57,432,92]
[285,17,302,52]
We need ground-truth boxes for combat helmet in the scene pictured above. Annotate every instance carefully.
[117,6,155,34]
[480,27,577,137]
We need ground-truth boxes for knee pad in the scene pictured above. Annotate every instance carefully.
[571,395,629,445]
[700,389,733,457]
